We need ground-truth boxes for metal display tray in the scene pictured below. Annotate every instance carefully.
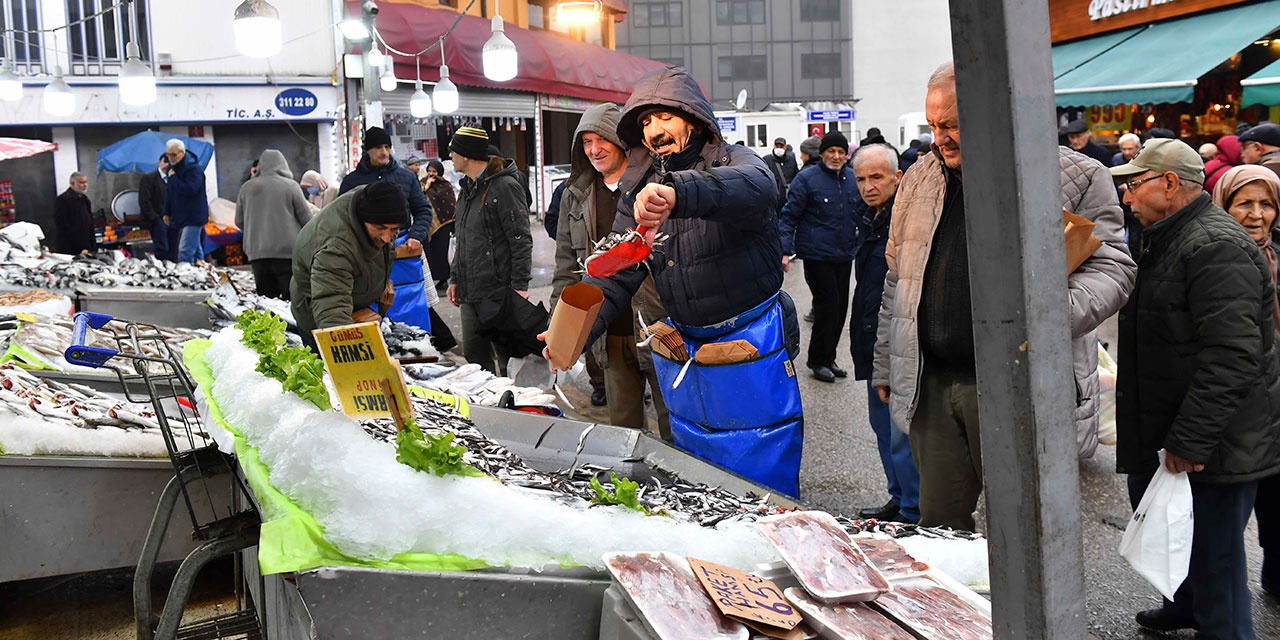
[75,286,214,330]
[245,407,800,639]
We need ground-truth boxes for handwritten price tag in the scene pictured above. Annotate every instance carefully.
[687,557,802,636]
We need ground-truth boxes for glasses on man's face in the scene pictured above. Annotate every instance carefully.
[1122,174,1163,192]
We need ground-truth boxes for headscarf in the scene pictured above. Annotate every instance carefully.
[1212,164,1280,337]
[300,170,336,208]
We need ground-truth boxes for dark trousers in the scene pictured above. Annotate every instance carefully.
[1256,474,1277,584]
[908,366,982,531]
[428,225,452,285]
[604,334,671,442]
[1127,473,1259,640]
[250,258,292,300]
[164,224,181,262]
[802,259,852,369]
[585,351,606,393]
[150,217,170,259]
[427,307,457,352]
[459,301,508,375]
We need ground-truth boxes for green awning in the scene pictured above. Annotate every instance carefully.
[1051,28,1141,80]
[1242,58,1280,107]
[1054,0,1280,108]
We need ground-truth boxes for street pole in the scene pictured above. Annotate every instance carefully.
[947,0,1087,638]
[361,0,381,128]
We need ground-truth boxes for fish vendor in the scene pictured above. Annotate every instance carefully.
[290,181,403,348]
[570,65,804,497]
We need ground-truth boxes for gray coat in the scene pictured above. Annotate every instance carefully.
[872,147,1136,458]
[235,150,312,261]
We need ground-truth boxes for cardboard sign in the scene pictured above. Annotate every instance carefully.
[1063,209,1103,274]
[688,557,803,638]
[544,282,603,370]
[313,321,413,425]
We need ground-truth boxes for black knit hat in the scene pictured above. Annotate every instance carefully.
[449,126,490,161]
[363,127,392,153]
[819,131,849,154]
[354,181,407,226]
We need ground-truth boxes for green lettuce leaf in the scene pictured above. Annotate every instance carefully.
[589,472,658,516]
[236,310,287,358]
[395,421,485,478]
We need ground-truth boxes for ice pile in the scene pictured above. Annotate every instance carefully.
[203,328,777,570]
[896,536,990,587]
[0,414,167,457]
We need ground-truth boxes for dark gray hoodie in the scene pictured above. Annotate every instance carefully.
[235,149,313,261]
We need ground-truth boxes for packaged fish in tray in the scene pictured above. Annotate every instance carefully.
[783,587,914,640]
[757,511,892,603]
[867,577,992,640]
[603,552,748,640]
[850,534,931,580]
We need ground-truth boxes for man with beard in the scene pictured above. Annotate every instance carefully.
[54,172,94,254]
[549,66,802,496]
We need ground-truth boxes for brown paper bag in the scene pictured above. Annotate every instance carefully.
[694,339,759,365]
[544,282,604,370]
[394,243,423,259]
[1064,209,1103,274]
[646,321,689,363]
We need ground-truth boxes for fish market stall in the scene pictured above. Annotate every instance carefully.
[76,286,216,330]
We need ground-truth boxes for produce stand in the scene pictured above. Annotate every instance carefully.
[75,286,214,330]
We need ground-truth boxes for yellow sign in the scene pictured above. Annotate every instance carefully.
[313,322,412,424]
[1085,104,1132,132]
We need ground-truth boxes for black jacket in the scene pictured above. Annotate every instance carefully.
[1077,139,1112,168]
[764,150,798,185]
[338,154,432,242]
[138,170,165,225]
[54,188,95,254]
[584,65,781,342]
[849,196,892,380]
[1117,193,1280,483]
[448,156,533,302]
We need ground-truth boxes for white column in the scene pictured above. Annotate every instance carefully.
[50,126,77,187]
[317,121,338,182]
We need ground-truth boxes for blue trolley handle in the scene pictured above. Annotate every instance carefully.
[64,311,119,368]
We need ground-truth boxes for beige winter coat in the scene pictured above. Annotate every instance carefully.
[871,147,1136,458]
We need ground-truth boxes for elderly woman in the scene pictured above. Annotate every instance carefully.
[1212,164,1280,599]
[300,170,337,209]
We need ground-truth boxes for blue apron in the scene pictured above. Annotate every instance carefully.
[650,294,803,497]
[386,234,432,332]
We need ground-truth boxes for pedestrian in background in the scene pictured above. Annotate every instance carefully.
[422,159,456,294]
[1111,133,1140,167]
[300,169,337,209]
[1113,138,1279,638]
[1239,123,1280,180]
[1113,133,1144,259]
[1198,142,1220,164]
[764,137,799,188]
[779,130,860,382]
[898,139,922,171]
[161,139,209,264]
[1061,118,1112,167]
[1202,135,1242,194]
[235,149,313,300]
[798,135,821,170]
[1212,164,1280,601]
[848,143,920,524]
[138,153,170,260]
[542,180,568,240]
[54,172,94,255]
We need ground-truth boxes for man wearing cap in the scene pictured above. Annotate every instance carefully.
[1112,137,1280,637]
[446,125,533,375]
[290,181,404,343]
[779,130,861,382]
[1061,118,1113,167]
[403,154,424,178]
[1239,122,1280,181]
[763,137,799,195]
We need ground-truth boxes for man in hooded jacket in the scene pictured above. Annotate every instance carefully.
[565,65,802,496]
[236,149,314,299]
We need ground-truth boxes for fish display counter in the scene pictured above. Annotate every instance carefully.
[76,287,217,330]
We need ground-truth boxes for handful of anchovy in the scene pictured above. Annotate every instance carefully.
[0,362,178,433]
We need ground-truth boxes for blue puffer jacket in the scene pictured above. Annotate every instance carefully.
[849,196,893,380]
[777,162,861,262]
[338,154,432,242]
[162,150,209,228]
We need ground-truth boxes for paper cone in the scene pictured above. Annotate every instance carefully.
[544,282,604,370]
[694,339,759,365]
[1064,209,1103,274]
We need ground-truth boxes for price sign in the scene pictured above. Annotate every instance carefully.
[313,322,412,425]
[1085,104,1132,132]
[687,557,802,636]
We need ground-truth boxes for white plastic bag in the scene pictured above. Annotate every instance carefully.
[1119,450,1193,600]
[1097,343,1118,445]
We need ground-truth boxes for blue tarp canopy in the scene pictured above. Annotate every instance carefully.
[96,131,214,175]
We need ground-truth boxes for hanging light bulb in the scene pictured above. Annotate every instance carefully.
[482,15,518,82]
[0,63,22,102]
[118,42,156,106]
[551,1,602,25]
[367,46,385,70]
[43,65,74,116]
[434,38,459,114]
[379,59,398,92]
[410,79,432,118]
[233,0,282,58]
[337,20,370,42]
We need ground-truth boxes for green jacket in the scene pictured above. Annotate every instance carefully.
[290,185,394,333]
[448,156,532,302]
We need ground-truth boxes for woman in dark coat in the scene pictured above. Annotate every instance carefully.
[422,159,456,293]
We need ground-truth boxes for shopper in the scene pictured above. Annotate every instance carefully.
[1239,123,1280,180]
[1113,138,1280,638]
[446,126,534,375]
[138,154,170,260]
[290,181,401,339]
[161,139,209,264]
[422,159,456,294]
[1202,135,1242,194]
[54,172,94,255]
[300,169,337,209]
[849,143,920,524]
[1111,132,1141,167]
[1211,164,1280,600]
[764,137,799,190]
[550,102,670,439]
[779,130,860,382]
[1060,118,1112,167]
[235,150,313,300]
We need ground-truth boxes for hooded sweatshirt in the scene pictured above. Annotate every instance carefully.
[1203,135,1243,194]
[300,170,337,208]
[235,150,314,261]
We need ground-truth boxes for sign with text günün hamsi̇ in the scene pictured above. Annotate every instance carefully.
[313,322,413,425]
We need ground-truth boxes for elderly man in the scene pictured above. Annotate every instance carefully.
[779,130,861,382]
[849,143,919,523]
[1112,138,1280,638]
[161,139,209,264]
[1239,122,1280,180]
[550,102,669,438]
[564,65,800,496]
[54,172,94,254]
[1061,118,1113,167]
[291,181,402,344]
[872,62,1135,530]
[1112,132,1141,167]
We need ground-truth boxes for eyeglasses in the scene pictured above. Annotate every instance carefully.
[1122,175,1163,192]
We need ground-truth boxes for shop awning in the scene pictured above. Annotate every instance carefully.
[366,2,665,104]
[1054,0,1280,108]
[1051,27,1140,79]
[1242,58,1280,107]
